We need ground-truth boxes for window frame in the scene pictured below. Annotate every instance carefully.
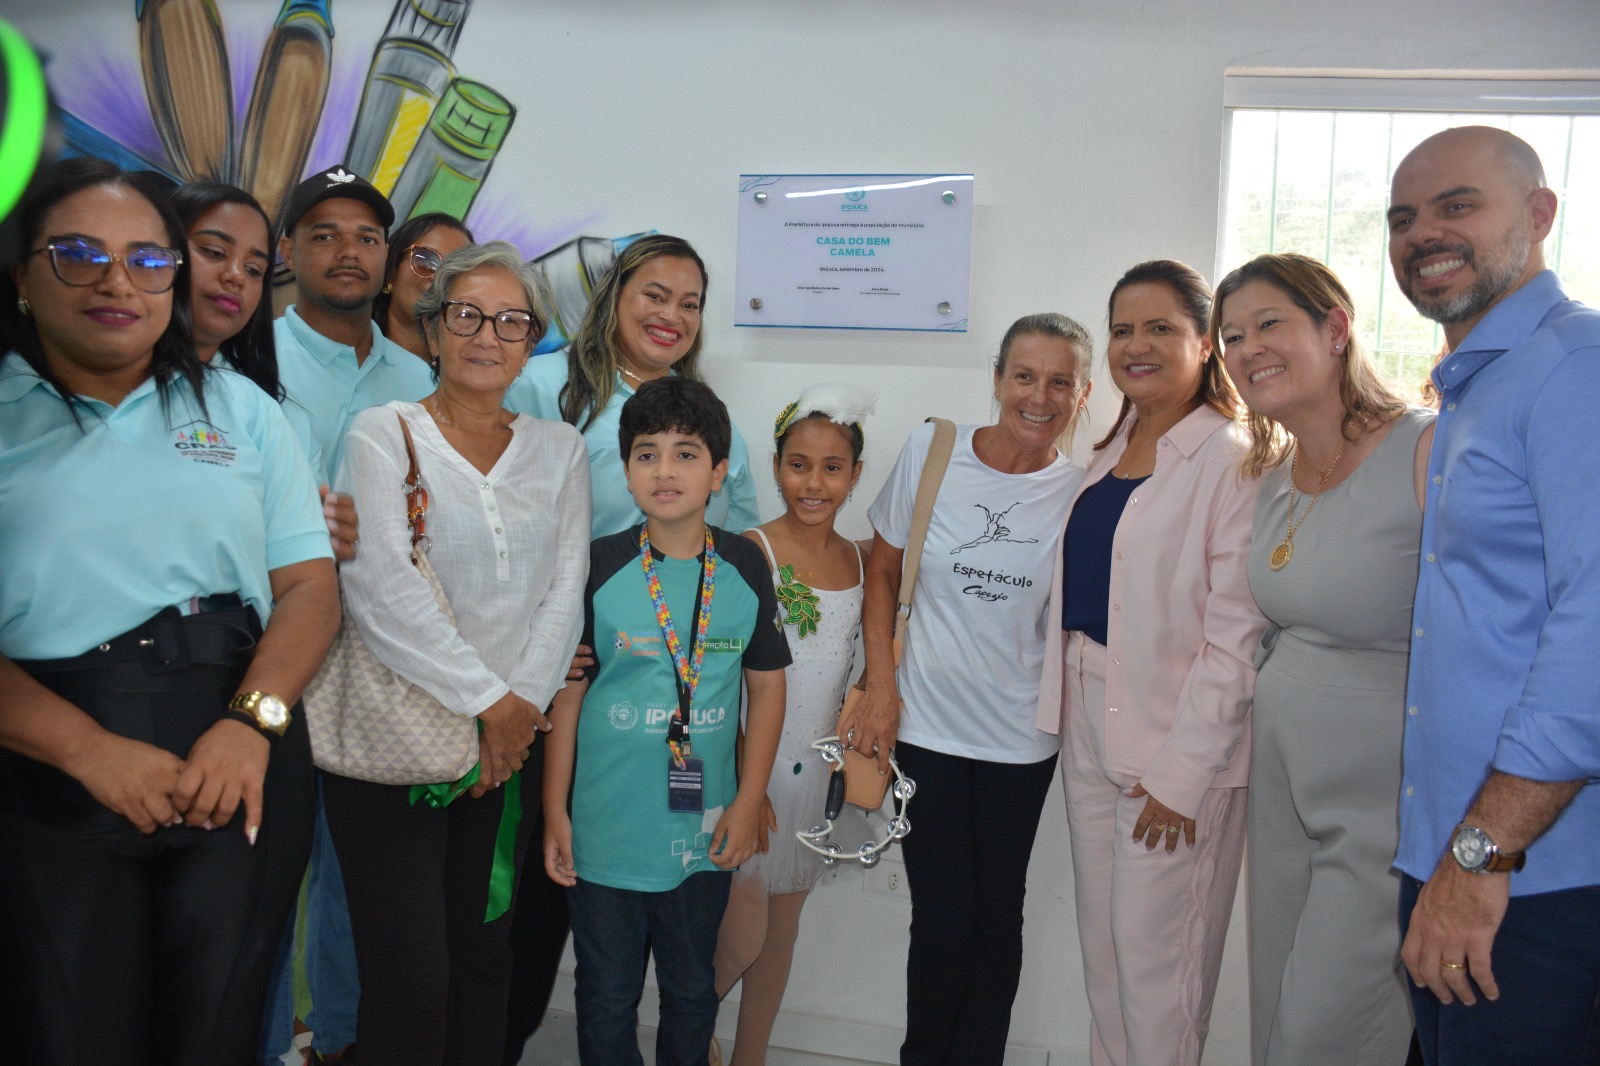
[1216,75,1600,389]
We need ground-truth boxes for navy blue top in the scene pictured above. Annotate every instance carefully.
[1061,473,1147,645]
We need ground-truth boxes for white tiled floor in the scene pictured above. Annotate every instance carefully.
[512,1010,874,1066]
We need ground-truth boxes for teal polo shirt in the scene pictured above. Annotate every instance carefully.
[505,354,762,537]
[274,307,434,485]
[0,354,331,659]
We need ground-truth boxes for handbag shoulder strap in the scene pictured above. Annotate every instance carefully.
[892,417,956,657]
[396,412,429,555]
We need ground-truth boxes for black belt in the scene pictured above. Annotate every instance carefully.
[15,599,259,678]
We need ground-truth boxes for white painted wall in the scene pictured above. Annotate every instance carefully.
[13,1,1599,1060]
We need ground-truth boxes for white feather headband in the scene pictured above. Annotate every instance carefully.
[773,383,878,446]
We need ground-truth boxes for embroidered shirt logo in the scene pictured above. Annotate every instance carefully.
[327,168,358,185]
[172,421,237,466]
[952,502,1038,553]
[614,630,662,657]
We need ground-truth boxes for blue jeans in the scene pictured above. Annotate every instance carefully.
[567,872,731,1066]
[257,781,360,1061]
[1400,875,1600,1064]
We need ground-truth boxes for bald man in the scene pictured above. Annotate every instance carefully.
[1388,125,1600,1066]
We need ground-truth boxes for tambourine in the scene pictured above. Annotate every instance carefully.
[794,735,915,866]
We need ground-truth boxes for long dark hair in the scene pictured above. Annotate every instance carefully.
[560,234,708,432]
[1095,259,1241,450]
[0,156,204,425]
[372,212,474,333]
[170,181,282,402]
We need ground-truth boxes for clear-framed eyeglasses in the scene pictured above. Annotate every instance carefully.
[32,238,184,294]
[439,300,536,344]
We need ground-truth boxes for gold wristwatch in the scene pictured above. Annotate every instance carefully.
[224,691,291,739]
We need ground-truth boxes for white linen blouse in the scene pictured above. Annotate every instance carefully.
[336,401,591,716]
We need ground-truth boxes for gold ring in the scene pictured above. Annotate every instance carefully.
[1154,823,1169,832]
[1166,825,1180,835]
[1442,962,1466,971]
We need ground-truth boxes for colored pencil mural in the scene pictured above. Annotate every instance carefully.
[345,0,468,195]
[137,0,234,182]
[55,0,640,351]
[237,0,333,233]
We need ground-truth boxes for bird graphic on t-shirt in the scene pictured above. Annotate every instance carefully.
[952,502,1038,553]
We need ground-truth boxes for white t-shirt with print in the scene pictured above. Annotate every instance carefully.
[868,422,1085,763]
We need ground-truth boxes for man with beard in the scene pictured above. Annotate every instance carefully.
[263,166,430,1066]
[276,166,431,486]
[1388,125,1600,1065]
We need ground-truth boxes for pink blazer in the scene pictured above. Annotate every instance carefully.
[1034,405,1266,817]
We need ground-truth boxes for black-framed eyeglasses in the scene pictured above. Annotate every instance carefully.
[440,300,536,343]
[31,238,184,294]
[405,245,442,280]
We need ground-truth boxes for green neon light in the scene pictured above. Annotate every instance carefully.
[0,20,48,223]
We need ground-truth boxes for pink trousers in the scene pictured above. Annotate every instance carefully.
[1061,631,1247,1066]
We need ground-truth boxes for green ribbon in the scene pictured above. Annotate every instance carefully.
[409,763,523,923]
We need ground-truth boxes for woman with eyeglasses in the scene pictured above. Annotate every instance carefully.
[373,212,474,361]
[0,158,340,1062]
[319,242,589,1063]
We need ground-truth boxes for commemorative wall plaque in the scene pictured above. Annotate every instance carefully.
[735,173,974,332]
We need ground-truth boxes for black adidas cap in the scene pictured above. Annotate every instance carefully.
[283,165,395,232]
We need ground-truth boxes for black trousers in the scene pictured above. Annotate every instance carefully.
[0,607,315,1066]
[322,756,540,1066]
[894,742,1058,1066]
[501,742,572,1066]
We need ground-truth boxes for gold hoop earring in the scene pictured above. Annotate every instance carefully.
[382,283,393,295]
[17,297,31,316]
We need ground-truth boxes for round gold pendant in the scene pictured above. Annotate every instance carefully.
[1268,540,1293,571]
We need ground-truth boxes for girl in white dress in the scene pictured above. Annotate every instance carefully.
[711,385,875,1065]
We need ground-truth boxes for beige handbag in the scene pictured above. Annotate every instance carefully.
[833,417,956,809]
[304,414,479,785]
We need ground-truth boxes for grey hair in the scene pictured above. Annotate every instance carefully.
[417,240,551,348]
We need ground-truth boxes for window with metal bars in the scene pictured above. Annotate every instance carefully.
[1219,77,1600,395]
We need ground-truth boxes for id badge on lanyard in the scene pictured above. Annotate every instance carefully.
[640,526,716,814]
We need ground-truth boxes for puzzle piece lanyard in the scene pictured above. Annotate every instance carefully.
[639,525,717,769]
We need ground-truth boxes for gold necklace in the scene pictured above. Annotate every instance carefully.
[617,364,645,387]
[1269,439,1346,571]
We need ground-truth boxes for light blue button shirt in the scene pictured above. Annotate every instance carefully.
[0,355,331,659]
[208,355,325,479]
[504,353,761,537]
[1397,271,1600,895]
[274,307,434,485]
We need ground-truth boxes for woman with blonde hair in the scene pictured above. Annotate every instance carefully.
[853,312,1094,1065]
[1213,252,1431,1066]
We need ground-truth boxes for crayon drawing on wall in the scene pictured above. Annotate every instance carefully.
[53,0,648,352]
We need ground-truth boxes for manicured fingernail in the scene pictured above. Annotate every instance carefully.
[202,820,214,831]
[247,825,259,846]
